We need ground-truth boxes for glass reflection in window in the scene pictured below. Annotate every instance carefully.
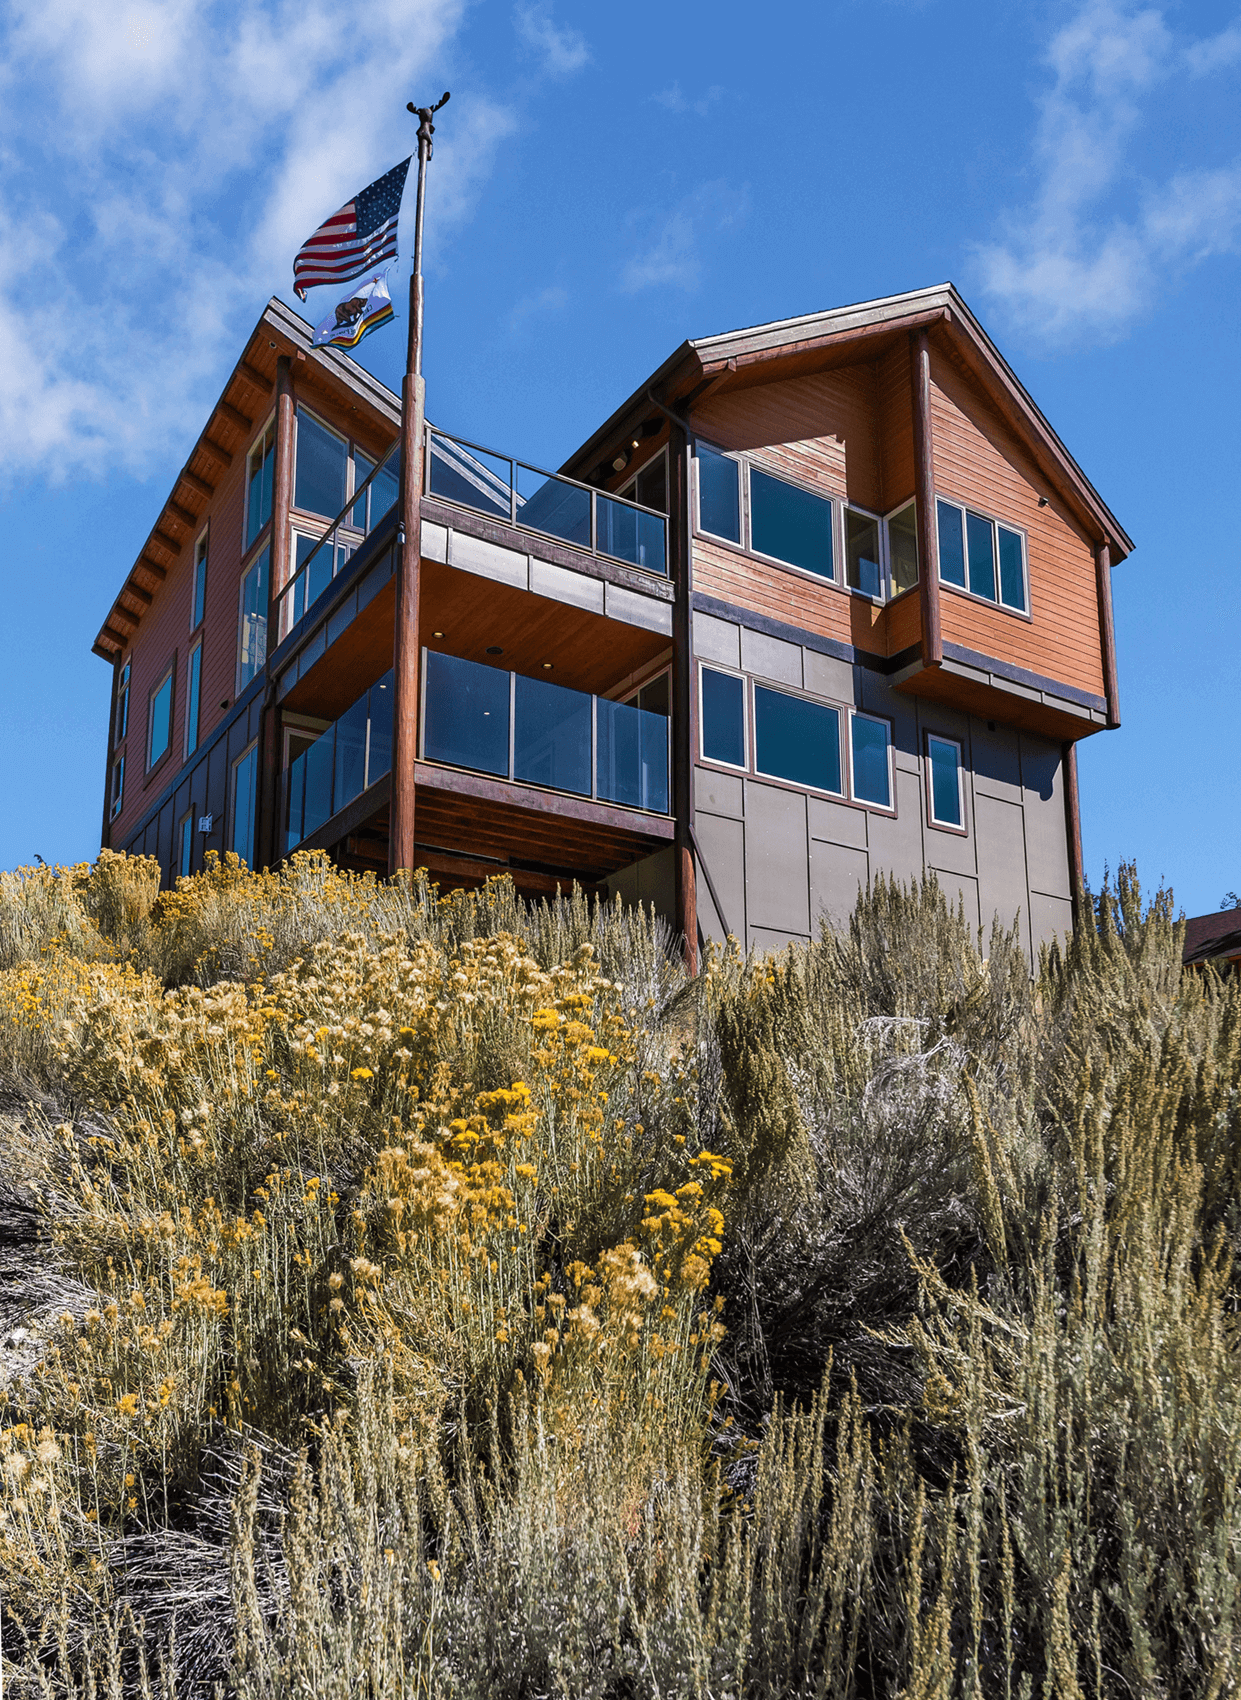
[846,510,882,598]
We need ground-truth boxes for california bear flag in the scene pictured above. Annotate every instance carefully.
[311,272,395,351]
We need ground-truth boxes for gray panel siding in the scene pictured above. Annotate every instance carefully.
[811,839,870,930]
[696,812,746,942]
[1030,891,1074,957]
[866,769,925,884]
[1021,734,1072,899]
[693,611,742,668]
[808,794,868,849]
[930,868,982,933]
[744,783,810,935]
[741,627,803,687]
[695,766,744,819]
[972,722,1023,804]
[975,794,1032,956]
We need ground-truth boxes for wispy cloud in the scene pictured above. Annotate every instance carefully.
[508,284,569,334]
[651,81,724,117]
[512,2,590,76]
[621,181,749,294]
[974,0,1241,345]
[0,0,512,485]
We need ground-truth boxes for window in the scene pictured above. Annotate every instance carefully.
[238,546,270,691]
[246,424,275,548]
[936,498,1027,613]
[845,509,883,598]
[751,469,835,580]
[178,812,194,878]
[849,712,893,810]
[754,684,841,793]
[185,642,202,757]
[115,661,130,743]
[295,410,348,518]
[926,734,964,829]
[887,500,919,595]
[232,743,259,868]
[109,753,125,821]
[700,667,746,768]
[192,531,208,629]
[697,445,741,543]
[148,667,174,770]
[620,450,668,515]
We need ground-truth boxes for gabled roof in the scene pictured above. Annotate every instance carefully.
[92,298,400,663]
[560,283,1133,562]
[1184,909,1241,967]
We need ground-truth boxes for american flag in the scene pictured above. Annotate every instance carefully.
[292,157,411,301]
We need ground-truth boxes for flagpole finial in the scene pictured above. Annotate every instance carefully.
[406,91,450,156]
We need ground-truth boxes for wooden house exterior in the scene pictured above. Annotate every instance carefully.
[93,284,1130,966]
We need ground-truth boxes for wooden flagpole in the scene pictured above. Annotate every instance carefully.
[390,90,449,879]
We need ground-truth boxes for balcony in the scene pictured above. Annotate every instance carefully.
[284,673,392,852]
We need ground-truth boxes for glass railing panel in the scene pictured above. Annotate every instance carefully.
[303,729,335,839]
[370,452,399,527]
[515,464,591,549]
[513,674,591,796]
[429,434,512,520]
[423,651,510,776]
[597,493,666,574]
[596,699,669,813]
[366,673,393,785]
[333,695,368,814]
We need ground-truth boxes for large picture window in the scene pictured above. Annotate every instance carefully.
[295,410,349,518]
[147,666,174,770]
[246,425,275,548]
[238,546,270,691]
[751,469,834,580]
[936,498,1027,613]
[754,684,841,793]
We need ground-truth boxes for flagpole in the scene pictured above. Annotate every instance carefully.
[390,91,449,880]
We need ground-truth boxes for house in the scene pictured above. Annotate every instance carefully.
[1183,909,1241,972]
[93,283,1130,969]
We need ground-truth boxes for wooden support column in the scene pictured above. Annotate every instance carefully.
[669,426,697,972]
[910,327,942,667]
[100,655,121,851]
[1095,541,1120,729]
[258,355,295,869]
[1064,740,1084,924]
[389,369,424,877]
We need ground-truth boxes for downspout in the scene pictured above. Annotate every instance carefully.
[1063,740,1085,927]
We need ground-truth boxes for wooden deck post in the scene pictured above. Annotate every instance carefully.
[1095,541,1120,729]
[1064,739,1084,923]
[669,426,698,972]
[390,93,448,880]
[910,327,942,668]
[258,354,295,869]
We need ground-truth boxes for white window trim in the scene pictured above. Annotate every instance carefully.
[693,441,744,547]
[147,665,175,772]
[698,661,749,772]
[751,677,845,799]
[925,732,966,832]
[883,497,920,599]
[934,493,1029,615]
[110,753,125,821]
[842,502,888,603]
[848,709,895,813]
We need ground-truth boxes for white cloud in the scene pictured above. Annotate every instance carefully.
[509,285,569,333]
[513,2,589,76]
[651,81,724,117]
[0,0,513,485]
[621,181,749,294]
[973,0,1241,344]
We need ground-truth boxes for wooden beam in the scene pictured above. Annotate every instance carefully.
[200,437,233,470]
[910,328,942,668]
[390,373,424,878]
[122,582,154,608]
[102,623,131,648]
[151,528,182,557]
[167,499,198,529]
[1095,541,1120,728]
[259,354,296,872]
[667,420,697,973]
[216,400,253,434]
[178,466,215,499]
[1064,741,1084,924]
[238,359,273,395]
[698,306,950,381]
[137,553,167,581]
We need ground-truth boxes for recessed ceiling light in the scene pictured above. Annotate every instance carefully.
[486,645,503,655]
[432,630,445,638]
[542,662,553,670]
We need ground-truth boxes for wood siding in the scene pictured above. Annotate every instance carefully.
[876,338,915,515]
[930,348,1104,698]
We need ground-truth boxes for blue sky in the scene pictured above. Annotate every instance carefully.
[0,0,1238,916]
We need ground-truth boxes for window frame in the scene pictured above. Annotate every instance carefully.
[694,441,744,546]
[842,502,887,603]
[236,545,271,697]
[746,461,838,584]
[883,497,921,600]
[847,709,896,814]
[231,741,259,869]
[185,639,203,759]
[934,494,1031,618]
[146,660,176,775]
[751,676,845,799]
[924,730,967,835]
[697,661,749,773]
[115,660,131,745]
[293,404,381,530]
[177,811,194,878]
[191,526,209,631]
[109,752,125,821]
[245,415,277,550]
[619,445,669,515]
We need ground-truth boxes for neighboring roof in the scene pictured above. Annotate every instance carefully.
[1183,909,1241,967]
[92,298,400,662]
[559,282,1134,563]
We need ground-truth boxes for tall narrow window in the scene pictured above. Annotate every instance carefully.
[295,410,348,518]
[192,532,208,629]
[750,469,835,579]
[351,450,375,529]
[997,526,1027,612]
[966,509,996,601]
[697,446,741,544]
[185,642,202,757]
[754,685,841,793]
[886,500,919,594]
[926,734,964,828]
[845,509,882,598]
[700,667,746,768]
[115,661,130,743]
[109,753,125,821]
[850,712,892,810]
[148,668,174,770]
[246,426,275,547]
[178,813,194,878]
[238,546,270,691]
[936,500,966,588]
[232,744,259,868]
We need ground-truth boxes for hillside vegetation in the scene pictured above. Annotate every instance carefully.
[1,850,1238,1699]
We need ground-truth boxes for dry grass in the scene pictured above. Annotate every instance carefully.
[0,853,1238,1697]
